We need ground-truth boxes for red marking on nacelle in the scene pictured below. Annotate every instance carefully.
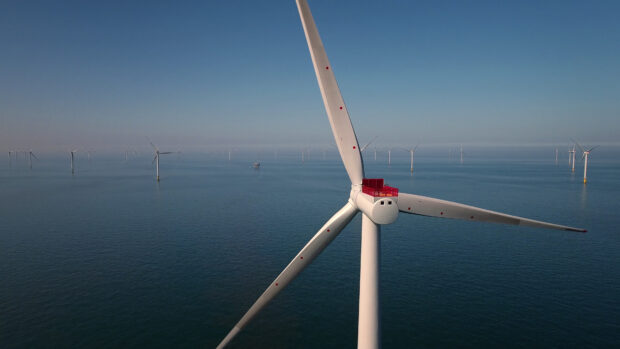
[353,146,356,149]
[327,229,331,232]
[440,212,444,215]
[408,207,411,210]
[325,66,329,70]
[339,106,343,110]
[275,283,279,286]
[300,256,304,259]
[362,178,398,197]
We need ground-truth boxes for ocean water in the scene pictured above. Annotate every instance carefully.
[1,152,619,348]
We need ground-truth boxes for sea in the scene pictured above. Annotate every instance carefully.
[1,148,619,348]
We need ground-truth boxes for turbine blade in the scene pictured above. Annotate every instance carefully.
[159,151,174,155]
[147,137,158,151]
[587,145,599,152]
[152,155,157,164]
[217,202,358,349]
[31,153,38,160]
[297,0,364,185]
[397,192,586,232]
[360,136,378,152]
[571,139,585,153]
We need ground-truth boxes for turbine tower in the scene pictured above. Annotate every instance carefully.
[387,148,391,166]
[569,145,576,172]
[555,148,558,165]
[148,140,174,181]
[217,1,586,348]
[70,150,77,174]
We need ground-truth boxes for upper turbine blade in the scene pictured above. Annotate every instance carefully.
[297,0,364,185]
[572,139,585,153]
[217,202,359,349]
[159,151,174,155]
[147,137,158,152]
[397,192,586,232]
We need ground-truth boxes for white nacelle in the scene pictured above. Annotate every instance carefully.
[353,191,399,225]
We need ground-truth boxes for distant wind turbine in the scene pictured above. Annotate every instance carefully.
[217,2,586,348]
[148,140,174,181]
[403,144,419,174]
[575,141,598,184]
[360,137,377,153]
[460,144,464,164]
[555,148,558,165]
[8,151,13,167]
[28,150,38,169]
[70,150,77,174]
[387,148,392,166]
[569,145,576,172]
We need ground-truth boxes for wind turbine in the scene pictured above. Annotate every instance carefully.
[569,145,576,172]
[555,148,558,165]
[404,144,419,174]
[28,150,38,169]
[360,137,377,159]
[387,148,392,166]
[8,151,13,167]
[460,144,464,164]
[575,141,598,184]
[216,1,586,348]
[148,140,174,181]
[69,150,77,174]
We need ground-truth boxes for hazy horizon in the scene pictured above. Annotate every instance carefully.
[2,1,619,152]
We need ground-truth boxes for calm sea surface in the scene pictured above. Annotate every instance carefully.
[1,151,619,348]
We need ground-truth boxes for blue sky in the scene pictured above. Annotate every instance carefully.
[1,0,618,152]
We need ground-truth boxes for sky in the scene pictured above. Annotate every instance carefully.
[1,0,619,152]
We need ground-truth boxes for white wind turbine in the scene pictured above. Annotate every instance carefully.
[569,145,576,172]
[387,148,392,166]
[8,150,13,167]
[148,140,174,182]
[217,1,586,348]
[403,144,419,174]
[575,141,598,184]
[460,144,464,164]
[360,136,377,156]
[555,147,558,165]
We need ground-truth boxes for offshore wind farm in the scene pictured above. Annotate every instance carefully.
[2,0,620,348]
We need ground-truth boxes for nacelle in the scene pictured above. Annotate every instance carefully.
[353,178,399,225]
